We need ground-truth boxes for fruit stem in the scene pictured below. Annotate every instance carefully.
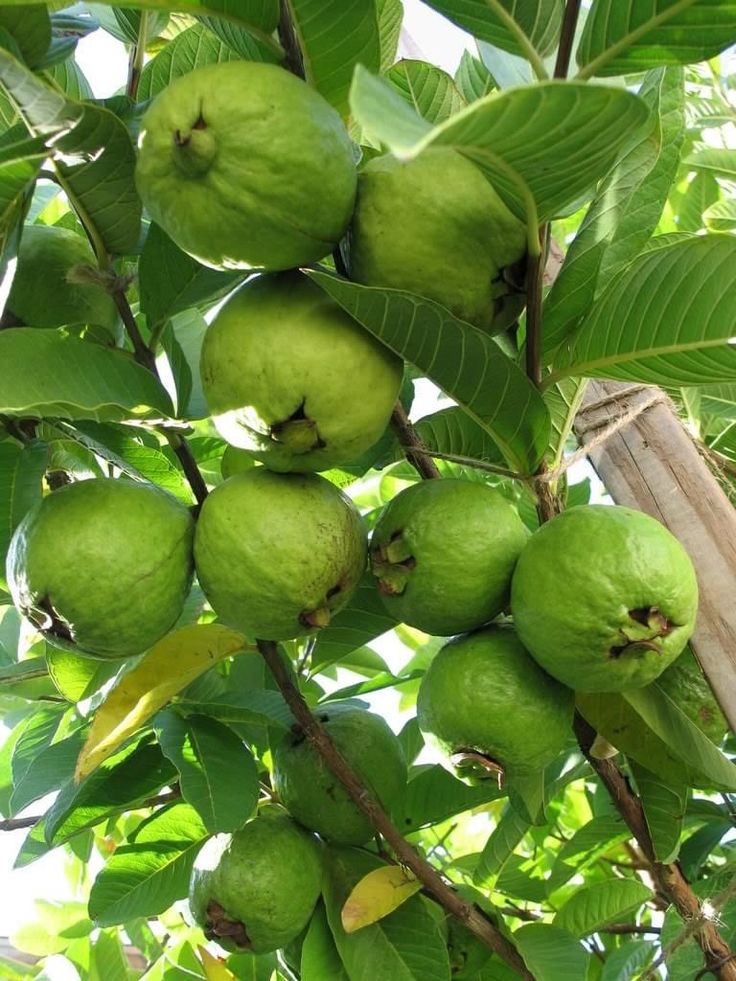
[256,638,534,979]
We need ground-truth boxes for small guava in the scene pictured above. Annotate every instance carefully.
[417,625,574,783]
[193,469,367,640]
[200,272,403,472]
[346,148,527,332]
[370,478,528,635]
[3,224,119,335]
[656,648,728,743]
[7,478,194,659]
[135,61,357,271]
[510,505,699,693]
[188,808,323,954]
[271,704,407,845]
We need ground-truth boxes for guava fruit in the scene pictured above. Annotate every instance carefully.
[271,703,407,845]
[657,648,728,743]
[3,224,119,334]
[417,625,574,783]
[346,148,527,332]
[7,478,194,659]
[370,478,528,635]
[200,272,403,472]
[193,469,367,640]
[188,808,323,954]
[135,61,357,271]
[510,505,699,693]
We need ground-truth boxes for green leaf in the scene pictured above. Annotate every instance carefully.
[10,706,63,814]
[550,235,736,388]
[0,136,43,260]
[319,670,423,703]
[543,67,686,356]
[601,941,653,981]
[350,69,649,222]
[46,646,120,703]
[423,0,564,59]
[11,728,85,816]
[286,0,381,117]
[386,60,465,124]
[310,575,398,675]
[683,147,736,181]
[474,806,530,886]
[630,761,686,864]
[0,329,173,422]
[576,0,736,78]
[547,814,630,894]
[414,406,508,469]
[0,438,46,590]
[88,802,209,927]
[176,689,294,730]
[307,269,550,474]
[301,903,350,981]
[155,710,258,834]
[137,24,243,101]
[377,0,403,73]
[514,923,588,981]
[401,765,506,832]
[704,195,736,231]
[554,879,652,938]
[0,6,51,67]
[455,50,495,102]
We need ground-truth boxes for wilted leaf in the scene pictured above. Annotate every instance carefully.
[341,865,422,933]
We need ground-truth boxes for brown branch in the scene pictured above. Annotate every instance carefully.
[391,403,441,480]
[554,0,583,79]
[600,924,661,936]
[574,714,736,980]
[0,790,180,832]
[257,639,532,979]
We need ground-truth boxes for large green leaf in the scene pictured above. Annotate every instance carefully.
[401,765,506,832]
[414,406,508,469]
[136,24,243,101]
[377,0,402,73]
[0,6,51,67]
[546,815,630,895]
[576,0,736,79]
[474,806,530,886]
[308,270,550,474]
[550,235,736,388]
[11,728,85,817]
[630,761,686,864]
[350,69,649,223]
[310,575,398,675]
[386,60,465,124]
[0,329,173,422]
[513,923,588,981]
[302,903,350,981]
[423,0,564,60]
[554,880,652,938]
[0,133,44,251]
[0,438,46,591]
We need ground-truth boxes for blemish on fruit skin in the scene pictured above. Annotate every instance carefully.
[204,899,251,949]
[608,606,679,659]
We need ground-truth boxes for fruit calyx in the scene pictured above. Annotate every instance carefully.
[609,605,676,660]
[26,595,73,643]
[270,401,325,454]
[370,533,416,596]
[450,750,505,789]
[299,580,348,629]
[172,113,217,178]
[204,899,251,949]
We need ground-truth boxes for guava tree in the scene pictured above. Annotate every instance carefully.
[1,2,736,980]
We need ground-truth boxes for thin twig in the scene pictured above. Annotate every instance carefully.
[553,0,583,79]
[0,790,180,832]
[390,403,441,480]
[278,0,305,79]
[256,639,532,979]
[127,11,148,100]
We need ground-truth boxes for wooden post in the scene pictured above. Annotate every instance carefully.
[573,379,736,732]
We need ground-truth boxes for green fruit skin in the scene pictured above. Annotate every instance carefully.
[370,478,528,635]
[200,272,403,472]
[7,479,194,659]
[417,625,574,778]
[510,505,699,693]
[6,225,119,333]
[135,61,357,271]
[193,470,367,640]
[189,809,323,954]
[272,705,407,845]
[346,148,526,331]
[656,648,728,743]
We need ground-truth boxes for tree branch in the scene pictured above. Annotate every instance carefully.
[553,0,583,79]
[278,0,305,79]
[257,639,532,979]
[0,790,180,833]
[390,403,441,480]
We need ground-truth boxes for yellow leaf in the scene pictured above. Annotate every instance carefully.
[341,865,422,933]
[75,624,248,782]
[198,944,237,981]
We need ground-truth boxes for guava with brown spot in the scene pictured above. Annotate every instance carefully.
[370,478,528,635]
[271,704,407,845]
[200,272,403,472]
[188,809,323,954]
[193,469,367,640]
[417,625,574,785]
[510,505,699,692]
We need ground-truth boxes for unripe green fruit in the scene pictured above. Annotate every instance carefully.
[346,148,527,332]
[193,470,367,640]
[511,505,699,693]
[200,272,403,472]
[4,225,118,334]
[271,704,406,845]
[7,479,194,659]
[370,478,528,635]
[657,648,728,743]
[135,61,357,271]
[417,625,574,782]
[189,809,323,954]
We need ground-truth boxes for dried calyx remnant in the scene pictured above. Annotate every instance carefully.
[609,605,676,659]
[299,581,345,629]
[450,750,505,789]
[271,401,326,453]
[372,531,416,596]
[27,595,73,642]
[204,900,251,949]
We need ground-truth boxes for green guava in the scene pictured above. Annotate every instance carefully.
[370,478,528,635]
[4,224,119,334]
[7,478,194,659]
[346,148,527,332]
[193,469,367,640]
[135,61,357,271]
[188,808,323,954]
[510,505,699,693]
[271,703,406,845]
[417,625,574,783]
[200,272,403,472]
[656,648,728,743]
[447,919,492,978]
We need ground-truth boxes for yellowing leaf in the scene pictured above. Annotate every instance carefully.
[198,944,237,981]
[341,864,422,933]
[75,624,248,782]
